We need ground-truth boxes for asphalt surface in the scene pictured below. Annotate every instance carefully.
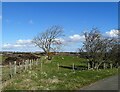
[80,75,119,90]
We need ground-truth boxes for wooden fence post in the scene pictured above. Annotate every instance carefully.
[41,62,42,72]
[26,60,28,69]
[57,63,59,70]
[19,62,20,67]
[21,60,24,71]
[18,62,21,73]
[14,61,17,75]
[29,60,32,69]
[34,59,36,65]
[25,61,27,71]
[9,62,12,78]
[32,59,34,65]
[73,63,75,71]
[37,59,39,65]
[35,59,38,66]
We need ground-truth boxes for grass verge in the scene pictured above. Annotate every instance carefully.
[2,55,118,90]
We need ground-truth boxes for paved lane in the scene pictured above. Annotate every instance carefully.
[80,75,118,90]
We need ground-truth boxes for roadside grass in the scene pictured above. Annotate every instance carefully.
[2,66,11,82]
[0,55,7,64]
[2,55,118,90]
[0,55,2,64]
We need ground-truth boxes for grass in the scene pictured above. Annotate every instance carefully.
[0,55,7,64]
[0,55,2,64]
[2,55,118,90]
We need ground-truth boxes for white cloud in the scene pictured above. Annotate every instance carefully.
[2,35,85,52]
[106,29,119,37]
[3,44,13,49]
[29,20,33,24]
[2,38,65,50]
[2,39,33,49]
[3,44,26,49]
[69,34,85,42]
[16,39,32,45]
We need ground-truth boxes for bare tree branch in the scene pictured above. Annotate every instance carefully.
[32,25,64,60]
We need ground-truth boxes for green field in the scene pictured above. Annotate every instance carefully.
[2,55,118,90]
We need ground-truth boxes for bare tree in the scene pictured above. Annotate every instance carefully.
[32,25,64,60]
[107,36,119,68]
[82,28,102,69]
[79,28,119,70]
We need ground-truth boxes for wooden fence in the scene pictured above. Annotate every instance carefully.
[8,59,40,79]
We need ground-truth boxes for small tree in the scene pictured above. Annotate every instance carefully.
[107,37,119,68]
[32,25,64,60]
[79,28,119,69]
[82,28,103,69]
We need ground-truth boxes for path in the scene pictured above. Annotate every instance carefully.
[80,75,119,90]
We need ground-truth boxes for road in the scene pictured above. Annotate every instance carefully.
[80,75,119,90]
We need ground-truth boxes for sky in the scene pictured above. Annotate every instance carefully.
[2,2,118,52]
[1,0,120,2]
[0,2,2,51]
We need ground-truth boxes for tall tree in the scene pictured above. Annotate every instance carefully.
[32,25,64,60]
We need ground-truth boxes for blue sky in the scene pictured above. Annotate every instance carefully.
[2,2,118,52]
[0,2,2,51]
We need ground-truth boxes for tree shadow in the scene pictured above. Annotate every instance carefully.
[59,65,87,70]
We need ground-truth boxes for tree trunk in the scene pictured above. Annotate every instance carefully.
[47,52,52,60]
[116,63,119,68]
[103,63,106,69]
[92,62,94,69]
[110,63,113,69]
[95,63,99,70]
[88,62,90,70]
[89,61,93,69]
[48,55,51,60]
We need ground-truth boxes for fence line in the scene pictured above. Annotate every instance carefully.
[9,58,40,79]
[9,62,12,78]
[14,61,17,75]
[41,62,42,72]
[57,63,59,71]
[72,63,75,71]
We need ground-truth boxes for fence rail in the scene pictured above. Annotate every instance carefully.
[2,58,41,82]
[9,59,39,77]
